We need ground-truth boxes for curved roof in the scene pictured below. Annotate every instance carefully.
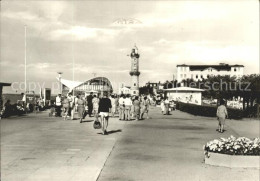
[81,77,112,87]
[57,77,113,92]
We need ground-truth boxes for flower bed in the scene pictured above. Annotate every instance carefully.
[204,136,260,168]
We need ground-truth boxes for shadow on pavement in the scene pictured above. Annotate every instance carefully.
[107,129,122,135]
[81,120,94,123]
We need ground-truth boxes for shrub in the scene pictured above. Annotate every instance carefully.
[175,102,244,119]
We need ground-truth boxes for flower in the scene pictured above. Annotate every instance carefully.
[204,136,260,156]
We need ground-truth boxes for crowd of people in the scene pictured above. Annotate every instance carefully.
[54,92,152,135]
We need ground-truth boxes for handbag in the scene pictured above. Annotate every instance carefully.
[93,120,101,129]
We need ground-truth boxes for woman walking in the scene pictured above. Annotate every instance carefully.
[62,96,70,120]
[98,92,112,135]
[140,96,150,120]
[216,99,228,133]
[77,94,85,123]
[133,96,141,120]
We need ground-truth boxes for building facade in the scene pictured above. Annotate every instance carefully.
[176,63,244,82]
[129,45,140,96]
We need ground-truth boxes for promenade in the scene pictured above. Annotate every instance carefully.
[1,107,259,181]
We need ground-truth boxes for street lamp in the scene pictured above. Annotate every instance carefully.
[57,72,63,94]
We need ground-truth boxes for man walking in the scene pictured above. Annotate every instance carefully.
[124,94,132,121]
[98,92,112,135]
[87,92,94,117]
[55,94,62,117]
[119,94,125,120]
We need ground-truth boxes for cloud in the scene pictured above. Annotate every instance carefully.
[48,25,119,42]
[2,10,40,21]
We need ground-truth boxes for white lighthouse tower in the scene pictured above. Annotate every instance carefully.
[129,45,140,96]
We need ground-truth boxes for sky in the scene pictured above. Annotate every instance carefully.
[1,0,259,94]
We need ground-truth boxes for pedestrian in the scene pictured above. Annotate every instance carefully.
[21,93,26,111]
[133,96,140,120]
[62,96,70,120]
[164,97,170,115]
[110,95,116,117]
[77,94,85,123]
[160,99,165,115]
[55,94,62,117]
[114,95,119,114]
[92,94,100,122]
[119,94,125,120]
[87,92,94,117]
[124,94,132,121]
[140,96,150,120]
[67,92,75,120]
[75,95,79,113]
[98,92,112,135]
[216,99,228,133]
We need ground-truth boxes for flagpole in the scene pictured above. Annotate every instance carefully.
[24,25,27,105]
[72,2,75,97]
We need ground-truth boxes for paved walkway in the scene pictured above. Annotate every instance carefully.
[1,107,259,181]
[97,107,260,181]
[1,112,126,181]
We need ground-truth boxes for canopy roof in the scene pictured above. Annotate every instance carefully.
[164,87,204,92]
[57,78,83,91]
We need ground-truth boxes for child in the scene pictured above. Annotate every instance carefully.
[216,99,228,133]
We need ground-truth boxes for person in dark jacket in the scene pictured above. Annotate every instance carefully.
[87,92,94,117]
[98,92,112,135]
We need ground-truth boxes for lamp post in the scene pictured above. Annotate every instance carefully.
[57,72,63,94]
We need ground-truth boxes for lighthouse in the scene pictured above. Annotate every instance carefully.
[129,45,140,96]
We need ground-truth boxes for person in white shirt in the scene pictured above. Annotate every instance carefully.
[67,92,75,120]
[118,94,125,120]
[124,94,133,121]
[55,94,62,117]
[92,95,100,122]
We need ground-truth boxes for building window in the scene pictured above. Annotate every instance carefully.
[196,75,198,79]
[234,68,237,72]
[201,75,203,78]
[181,74,183,78]
[133,91,136,94]
[207,75,210,78]
[184,74,186,78]
[134,83,136,86]
[191,74,193,79]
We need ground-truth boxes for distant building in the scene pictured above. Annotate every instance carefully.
[176,63,244,82]
[118,86,131,95]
